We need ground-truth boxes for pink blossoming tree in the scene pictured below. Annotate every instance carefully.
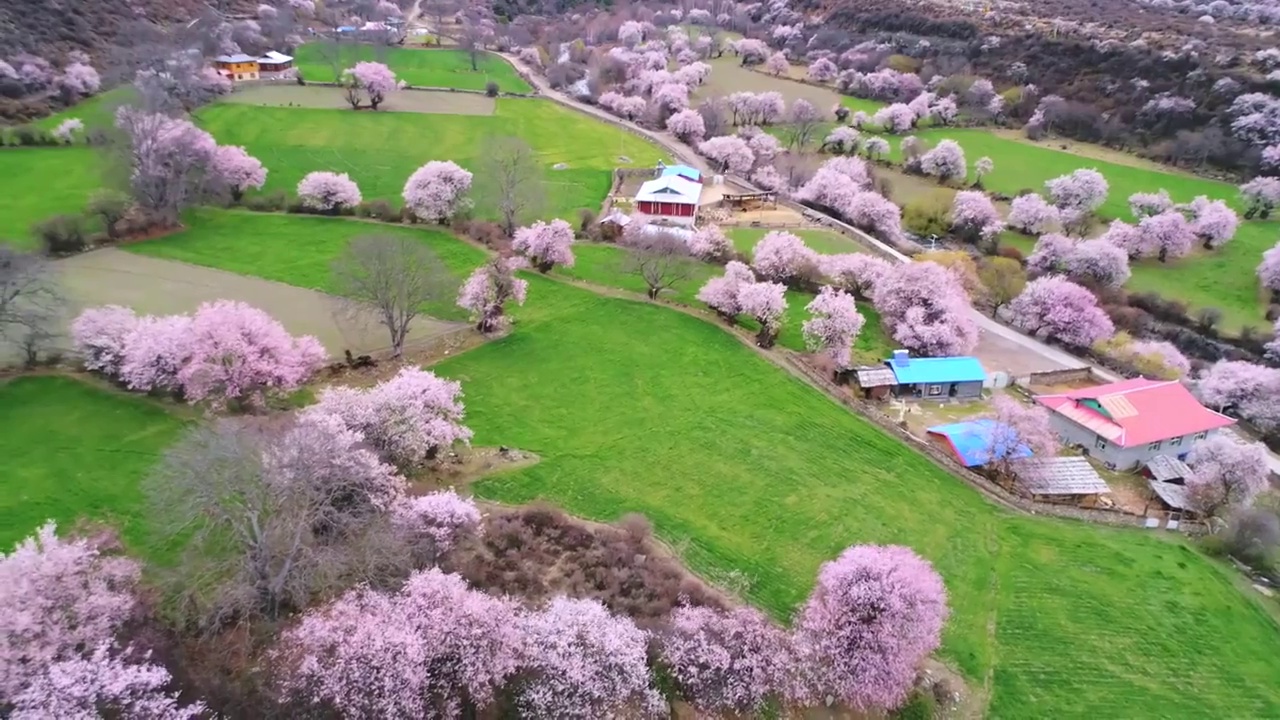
[919,139,967,182]
[660,604,792,715]
[516,597,663,719]
[699,135,755,174]
[764,51,789,76]
[803,286,866,370]
[297,171,362,213]
[119,314,195,393]
[665,108,706,143]
[1007,276,1114,348]
[687,224,732,262]
[343,61,398,110]
[1138,210,1196,262]
[1098,219,1150,259]
[1128,190,1173,219]
[403,160,474,223]
[178,300,327,407]
[1187,436,1270,518]
[874,262,978,356]
[808,57,838,83]
[1062,238,1132,288]
[1007,193,1061,236]
[513,218,576,272]
[738,280,789,348]
[790,545,949,712]
[457,257,529,332]
[310,367,473,470]
[1045,168,1109,218]
[823,126,861,154]
[978,396,1060,479]
[211,145,267,201]
[276,568,524,718]
[71,305,139,378]
[1185,196,1239,249]
[59,61,101,98]
[1257,241,1280,303]
[1128,340,1192,379]
[820,253,891,300]
[950,190,1004,245]
[10,642,202,719]
[752,231,818,285]
[389,489,482,554]
[697,261,756,322]
[1241,176,1280,219]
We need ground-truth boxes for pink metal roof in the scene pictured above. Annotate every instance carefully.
[1035,378,1235,447]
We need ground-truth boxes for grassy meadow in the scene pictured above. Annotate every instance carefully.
[0,147,104,245]
[293,45,533,93]
[726,226,868,255]
[0,376,188,559]
[195,97,666,224]
[432,271,1280,717]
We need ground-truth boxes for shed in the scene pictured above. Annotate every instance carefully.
[852,366,896,401]
[1147,479,1195,516]
[886,350,986,401]
[927,419,1033,468]
[1142,455,1192,484]
[1011,456,1111,507]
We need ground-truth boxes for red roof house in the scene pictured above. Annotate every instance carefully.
[1035,378,1235,469]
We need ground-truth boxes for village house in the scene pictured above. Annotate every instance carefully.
[1035,378,1236,470]
[213,51,294,82]
[633,174,701,226]
[884,350,986,401]
[256,51,295,76]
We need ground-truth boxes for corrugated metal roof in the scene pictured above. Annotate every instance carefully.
[853,366,897,387]
[1148,479,1192,510]
[660,163,702,180]
[1144,455,1191,483]
[1036,379,1235,447]
[259,51,294,63]
[635,176,701,204]
[927,419,1034,468]
[215,53,257,63]
[1014,456,1111,496]
[886,355,986,385]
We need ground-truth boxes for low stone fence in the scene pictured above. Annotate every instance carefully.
[1021,366,1104,388]
[784,351,1146,528]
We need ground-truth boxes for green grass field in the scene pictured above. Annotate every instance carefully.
[33,86,136,132]
[293,45,532,93]
[726,226,868,255]
[0,147,105,246]
[431,272,1280,716]
[195,98,666,223]
[0,376,188,558]
[126,209,488,321]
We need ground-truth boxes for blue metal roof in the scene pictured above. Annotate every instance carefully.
[660,164,702,180]
[886,355,986,384]
[927,419,1033,467]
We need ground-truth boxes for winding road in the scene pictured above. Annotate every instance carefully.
[502,52,1280,473]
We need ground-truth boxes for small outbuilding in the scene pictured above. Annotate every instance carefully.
[885,350,986,401]
[927,419,1033,468]
[1146,478,1196,516]
[851,366,897,401]
[1141,455,1192,484]
[1011,456,1112,507]
[658,162,703,184]
[634,175,701,225]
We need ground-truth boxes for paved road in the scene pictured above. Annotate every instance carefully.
[506,53,1280,472]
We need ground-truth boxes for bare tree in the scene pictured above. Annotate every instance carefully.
[458,0,496,71]
[476,136,546,235]
[620,230,697,299]
[145,419,416,632]
[331,235,453,358]
[421,0,457,44]
[0,247,64,365]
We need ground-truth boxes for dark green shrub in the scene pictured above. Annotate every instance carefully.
[34,214,89,255]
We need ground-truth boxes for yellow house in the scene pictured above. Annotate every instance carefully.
[213,54,259,81]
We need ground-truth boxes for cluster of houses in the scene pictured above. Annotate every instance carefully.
[854,352,1239,517]
[212,51,296,82]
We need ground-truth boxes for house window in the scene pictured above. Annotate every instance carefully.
[1147,441,1162,452]
[926,384,943,397]
[1094,436,1108,451]
[1169,436,1183,447]
[1193,431,1208,441]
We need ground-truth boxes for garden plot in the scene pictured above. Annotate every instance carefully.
[224,84,496,116]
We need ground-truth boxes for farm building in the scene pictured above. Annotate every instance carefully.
[213,53,260,81]
[885,350,986,401]
[1142,455,1192,484]
[634,175,701,226]
[1142,456,1200,519]
[1011,456,1112,507]
[658,162,703,184]
[1035,379,1235,470]
[851,366,896,401]
[257,51,295,75]
[927,419,1033,468]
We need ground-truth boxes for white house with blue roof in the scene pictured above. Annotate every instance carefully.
[885,350,987,401]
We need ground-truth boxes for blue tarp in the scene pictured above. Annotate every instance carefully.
[927,419,1033,467]
[886,355,986,385]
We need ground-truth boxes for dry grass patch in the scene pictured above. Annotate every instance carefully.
[223,84,496,116]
